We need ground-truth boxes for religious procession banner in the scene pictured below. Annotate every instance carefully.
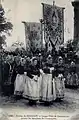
[23,22,42,53]
[42,3,64,50]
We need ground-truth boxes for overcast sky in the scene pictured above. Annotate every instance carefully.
[2,0,74,47]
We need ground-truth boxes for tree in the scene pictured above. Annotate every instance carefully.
[0,4,13,93]
[0,4,13,48]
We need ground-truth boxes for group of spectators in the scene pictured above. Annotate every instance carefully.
[0,42,79,106]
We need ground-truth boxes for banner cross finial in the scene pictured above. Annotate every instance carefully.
[53,0,55,6]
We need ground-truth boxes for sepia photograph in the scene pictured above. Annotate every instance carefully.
[0,0,79,120]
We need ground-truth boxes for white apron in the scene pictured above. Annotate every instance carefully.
[23,75,39,101]
[41,73,53,102]
[14,74,25,95]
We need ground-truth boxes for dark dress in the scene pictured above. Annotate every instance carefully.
[2,62,11,96]
[16,65,24,75]
[3,62,10,83]
[37,59,43,69]
[10,62,17,95]
[43,62,53,74]
[54,64,65,77]
[27,65,40,79]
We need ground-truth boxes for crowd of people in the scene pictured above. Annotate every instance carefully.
[1,43,79,106]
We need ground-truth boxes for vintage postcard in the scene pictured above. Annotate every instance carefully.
[0,0,79,120]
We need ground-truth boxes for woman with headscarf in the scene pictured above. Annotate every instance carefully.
[23,57,40,105]
[66,61,79,88]
[14,58,25,100]
[53,56,65,101]
[40,55,54,105]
